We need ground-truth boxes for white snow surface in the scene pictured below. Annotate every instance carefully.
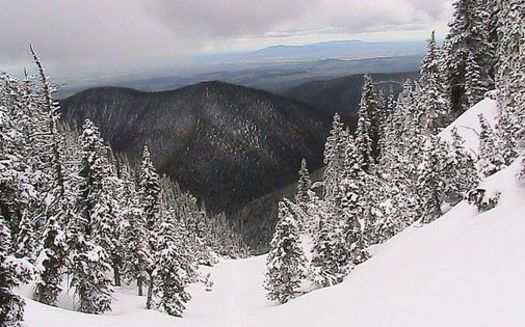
[22,98,525,326]
[439,98,499,154]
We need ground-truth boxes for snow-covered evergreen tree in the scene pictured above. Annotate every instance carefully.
[418,31,448,133]
[1,216,34,327]
[295,158,312,208]
[465,52,488,108]
[355,74,380,168]
[443,0,495,114]
[477,114,505,177]
[264,199,306,303]
[138,145,162,309]
[152,211,191,317]
[33,215,68,305]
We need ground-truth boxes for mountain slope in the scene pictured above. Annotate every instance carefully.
[282,71,420,117]
[59,81,333,223]
[23,97,525,327]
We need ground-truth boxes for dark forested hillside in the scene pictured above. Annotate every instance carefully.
[282,71,420,117]
[60,81,333,243]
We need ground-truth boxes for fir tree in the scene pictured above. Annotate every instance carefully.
[355,74,380,168]
[465,52,488,108]
[295,158,312,213]
[477,114,505,177]
[0,217,34,327]
[418,31,448,133]
[264,200,306,303]
[152,213,191,317]
[33,215,68,305]
[443,0,495,114]
[138,145,162,309]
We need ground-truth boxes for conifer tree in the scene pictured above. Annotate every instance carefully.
[465,52,488,108]
[418,31,448,133]
[33,215,68,305]
[152,212,191,317]
[0,217,34,327]
[418,136,446,224]
[355,74,380,168]
[477,114,505,177]
[138,145,162,309]
[295,158,312,212]
[443,0,495,113]
[323,113,348,199]
[444,127,479,203]
[264,200,306,303]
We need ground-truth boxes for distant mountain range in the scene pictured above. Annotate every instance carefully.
[194,39,427,63]
[56,39,425,98]
[60,81,334,251]
[282,71,420,117]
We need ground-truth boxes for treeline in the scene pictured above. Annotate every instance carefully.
[264,0,525,304]
[0,52,248,326]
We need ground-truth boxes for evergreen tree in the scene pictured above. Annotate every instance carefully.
[355,74,380,168]
[33,215,68,305]
[0,217,34,327]
[323,113,348,198]
[138,145,162,309]
[152,212,191,317]
[264,200,306,303]
[477,114,505,177]
[418,136,446,224]
[295,158,312,211]
[443,0,495,114]
[418,31,448,133]
[465,52,488,108]
[444,127,479,203]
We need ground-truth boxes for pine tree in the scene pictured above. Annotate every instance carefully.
[295,159,312,210]
[477,114,505,177]
[443,0,495,114]
[33,215,68,305]
[138,145,162,309]
[264,200,306,303]
[418,136,446,224]
[418,31,448,133]
[152,212,191,317]
[337,135,369,265]
[355,74,380,168]
[444,127,479,203]
[465,52,488,108]
[323,113,348,198]
[0,217,35,326]
[69,119,114,314]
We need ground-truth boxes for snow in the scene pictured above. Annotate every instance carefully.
[439,98,499,154]
[22,157,525,326]
[22,97,525,326]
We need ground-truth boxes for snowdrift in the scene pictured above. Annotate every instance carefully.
[439,98,499,154]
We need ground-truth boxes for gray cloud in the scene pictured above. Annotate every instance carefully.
[0,0,452,76]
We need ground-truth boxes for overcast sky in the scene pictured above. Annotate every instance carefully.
[0,0,453,78]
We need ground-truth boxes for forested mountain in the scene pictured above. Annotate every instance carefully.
[282,71,419,117]
[59,82,333,228]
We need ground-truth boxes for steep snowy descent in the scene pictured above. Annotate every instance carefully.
[22,154,525,326]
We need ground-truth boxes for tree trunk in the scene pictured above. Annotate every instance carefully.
[138,279,143,296]
[146,274,154,309]
[113,266,121,287]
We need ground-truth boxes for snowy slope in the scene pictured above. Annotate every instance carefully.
[23,160,525,327]
[22,98,525,326]
[439,98,499,154]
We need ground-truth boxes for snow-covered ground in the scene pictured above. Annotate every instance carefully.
[22,98,525,326]
[439,98,499,154]
[22,159,525,326]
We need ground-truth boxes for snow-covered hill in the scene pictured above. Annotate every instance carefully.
[439,98,499,154]
[21,98,525,326]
